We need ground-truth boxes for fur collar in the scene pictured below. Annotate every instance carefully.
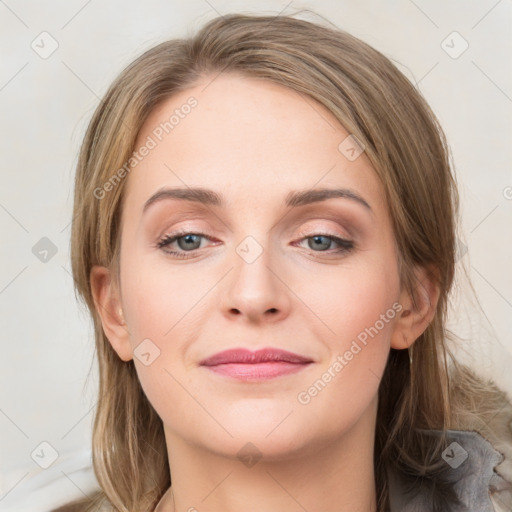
[388,429,512,511]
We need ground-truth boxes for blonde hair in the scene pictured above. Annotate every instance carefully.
[59,11,511,512]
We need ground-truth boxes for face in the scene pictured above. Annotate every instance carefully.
[94,73,418,461]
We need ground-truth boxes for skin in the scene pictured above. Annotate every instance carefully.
[91,73,439,512]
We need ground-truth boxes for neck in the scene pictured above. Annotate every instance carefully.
[158,399,378,512]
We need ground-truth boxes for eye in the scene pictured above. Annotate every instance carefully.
[294,233,354,256]
[156,230,355,259]
[156,231,214,259]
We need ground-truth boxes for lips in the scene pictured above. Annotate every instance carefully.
[199,348,313,366]
[199,348,314,381]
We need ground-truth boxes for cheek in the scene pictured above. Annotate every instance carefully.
[291,245,400,344]
[121,262,205,428]
[119,256,211,404]
[295,293,397,439]
[293,252,399,410]
[120,254,206,342]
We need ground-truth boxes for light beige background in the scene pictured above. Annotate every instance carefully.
[1,0,511,509]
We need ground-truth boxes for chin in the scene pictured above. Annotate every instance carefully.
[205,427,313,464]
[207,409,320,458]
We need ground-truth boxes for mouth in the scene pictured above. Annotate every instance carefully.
[199,348,314,381]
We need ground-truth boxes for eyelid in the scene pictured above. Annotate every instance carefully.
[293,217,354,240]
[155,227,355,262]
[292,230,355,252]
[156,228,216,248]
[156,215,355,243]
[294,225,350,240]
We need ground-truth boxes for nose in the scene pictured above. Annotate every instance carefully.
[220,241,291,324]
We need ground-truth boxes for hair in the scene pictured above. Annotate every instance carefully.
[56,11,512,512]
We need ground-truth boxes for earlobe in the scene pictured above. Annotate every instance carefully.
[391,264,440,350]
[90,265,133,362]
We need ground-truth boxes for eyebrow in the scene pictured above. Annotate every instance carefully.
[142,186,373,215]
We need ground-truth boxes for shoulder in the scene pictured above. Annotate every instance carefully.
[388,427,512,512]
[449,364,512,509]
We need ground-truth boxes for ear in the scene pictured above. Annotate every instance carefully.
[90,265,133,362]
[391,264,440,350]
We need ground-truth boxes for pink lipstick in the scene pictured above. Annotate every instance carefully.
[199,348,313,381]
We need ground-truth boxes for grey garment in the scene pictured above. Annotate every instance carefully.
[388,429,512,512]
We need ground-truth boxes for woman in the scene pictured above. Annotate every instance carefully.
[55,12,512,512]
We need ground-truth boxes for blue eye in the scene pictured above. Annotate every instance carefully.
[157,231,210,259]
[156,231,354,259]
[297,234,354,254]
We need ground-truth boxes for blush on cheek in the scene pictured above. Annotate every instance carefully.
[322,292,397,394]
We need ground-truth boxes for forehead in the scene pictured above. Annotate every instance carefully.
[122,73,385,218]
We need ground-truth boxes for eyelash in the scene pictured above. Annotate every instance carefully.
[156,228,354,260]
